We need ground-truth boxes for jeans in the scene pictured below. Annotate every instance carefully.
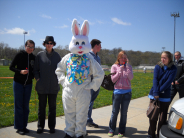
[148,100,170,137]
[13,81,32,129]
[109,92,131,134]
[170,84,184,102]
[87,88,100,123]
[37,94,57,129]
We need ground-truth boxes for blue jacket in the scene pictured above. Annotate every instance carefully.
[149,61,177,102]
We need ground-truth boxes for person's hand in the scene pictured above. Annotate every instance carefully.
[120,64,125,68]
[127,58,129,64]
[171,82,174,85]
[20,70,29,75]
[154,96,159,100]
[37,79,39,81]
[175,81,179,85]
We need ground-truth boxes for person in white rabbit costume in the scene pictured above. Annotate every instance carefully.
[55,19,104,138]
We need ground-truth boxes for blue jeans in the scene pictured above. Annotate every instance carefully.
[13,81,32,129]
[109,92,132,134]
[87,88,100,123]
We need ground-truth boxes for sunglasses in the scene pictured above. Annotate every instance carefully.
[46,42,53,45]
[26,46,34,49]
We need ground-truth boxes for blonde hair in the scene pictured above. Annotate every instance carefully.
[114,50,127,64]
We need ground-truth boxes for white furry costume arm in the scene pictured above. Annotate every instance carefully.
[86,53,104,91]
[55,53,70,86]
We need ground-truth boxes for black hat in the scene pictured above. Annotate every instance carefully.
[43,36,56,46]
[44,36,55,43]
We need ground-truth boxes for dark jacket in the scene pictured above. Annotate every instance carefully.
[149,61,177,99]
[9,50,35,85]
[34,49,61,94]
[174,57,184,85]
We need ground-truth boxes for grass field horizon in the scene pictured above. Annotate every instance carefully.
[0,65,153,128]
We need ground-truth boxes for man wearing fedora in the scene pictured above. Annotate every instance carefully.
[34,36,61,134]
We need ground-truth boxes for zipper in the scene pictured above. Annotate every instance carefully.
[24,53,29,85]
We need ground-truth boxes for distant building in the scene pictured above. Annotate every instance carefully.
[101,65,110,71]
[136,65,155,70]
[0,59,11,66]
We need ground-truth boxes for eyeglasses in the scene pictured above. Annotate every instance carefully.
[46,42,53,45]
[26,46,34,49]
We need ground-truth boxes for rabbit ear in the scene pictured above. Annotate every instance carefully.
[71,19,80,36]
[81,20,89,36]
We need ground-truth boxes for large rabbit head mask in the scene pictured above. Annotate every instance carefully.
[69,19,91,56]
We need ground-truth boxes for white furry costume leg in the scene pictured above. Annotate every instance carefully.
[62,86,90,137]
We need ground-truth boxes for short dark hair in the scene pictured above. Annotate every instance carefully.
[90,39,101,49]
[175,51,181,55]
[25,40,35,47]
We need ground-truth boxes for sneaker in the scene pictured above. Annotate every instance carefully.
[16,129,25,135]
[118,133,124,137]
[108,132,113,137]
[37,128,43,134]
[86,122,98,128]
[50,128,55,133]
[64,133,73,138]
[24,128,29,133]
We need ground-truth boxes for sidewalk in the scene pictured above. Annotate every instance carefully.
[0,94,179,138]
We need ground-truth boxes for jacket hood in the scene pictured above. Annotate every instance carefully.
[157,61,174,68]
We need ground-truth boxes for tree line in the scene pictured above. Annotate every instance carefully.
[0,42,162,66]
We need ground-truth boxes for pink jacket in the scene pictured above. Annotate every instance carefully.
[111,64,133,90]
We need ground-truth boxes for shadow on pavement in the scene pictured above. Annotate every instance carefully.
[25,129,65,138]
[86,126,147,138]
[25,129,102,138]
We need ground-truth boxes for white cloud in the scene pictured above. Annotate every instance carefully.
[111,18,131,26]
[4,28,25,35]
[27,29,36,35]
[0,30,5,34]
[55,25,68,29]
[40,39,45,41]
[97,20,104,24]
[0,28,36,35]
[41,14,52,19]
[88,21,95,25]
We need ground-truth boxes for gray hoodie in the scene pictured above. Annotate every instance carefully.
[34,49,61,94]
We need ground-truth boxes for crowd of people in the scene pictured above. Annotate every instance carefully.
[10,36,184,138]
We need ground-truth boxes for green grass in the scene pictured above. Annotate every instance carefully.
[0,66,14,77]
[0,65,153,128]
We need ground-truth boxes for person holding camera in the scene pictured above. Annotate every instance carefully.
[108,50,133,137]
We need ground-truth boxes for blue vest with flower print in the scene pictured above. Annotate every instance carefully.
[66,54,90,85]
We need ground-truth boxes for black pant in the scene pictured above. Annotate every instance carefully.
[148,100,170,138]
[170,84,184,102]
[38,94,57,129]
